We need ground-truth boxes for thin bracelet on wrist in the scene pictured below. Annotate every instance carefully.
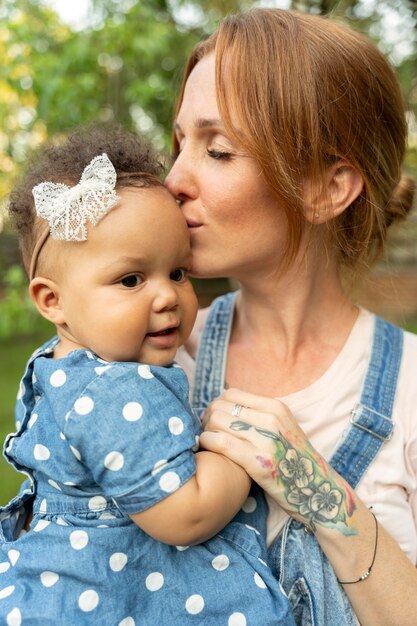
[337,509,378,585]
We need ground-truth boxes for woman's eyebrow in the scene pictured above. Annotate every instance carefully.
[174,118,224,132]
[194,117,224,129]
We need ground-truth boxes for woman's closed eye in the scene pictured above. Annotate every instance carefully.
[120,274,143,288]
[207,148,233,160]
[171,147,232,162]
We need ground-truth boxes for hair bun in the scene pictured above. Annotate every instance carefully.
[385,172,416,228]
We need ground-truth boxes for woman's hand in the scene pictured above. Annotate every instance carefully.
[201,389,417,625]
[200,388,356,533]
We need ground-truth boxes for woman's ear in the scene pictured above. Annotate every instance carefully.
[304,161,364,224]
[29,277,65,325]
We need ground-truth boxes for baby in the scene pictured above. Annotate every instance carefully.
[0,126,294,625]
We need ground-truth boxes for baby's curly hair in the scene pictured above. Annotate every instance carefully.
[8,125,165,274]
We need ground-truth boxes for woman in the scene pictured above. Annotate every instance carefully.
[165,8,417,626]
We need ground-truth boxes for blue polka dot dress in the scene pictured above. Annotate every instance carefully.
[0,338,294,625]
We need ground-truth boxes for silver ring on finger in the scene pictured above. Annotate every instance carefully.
[231,403,244,417]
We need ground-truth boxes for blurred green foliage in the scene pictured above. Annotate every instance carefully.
[0,265,53,339]
[0,330,54,504]
[0,0,416,201]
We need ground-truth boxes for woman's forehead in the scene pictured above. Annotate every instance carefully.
[180,55,217,110]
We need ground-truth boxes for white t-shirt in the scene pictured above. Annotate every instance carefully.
[177,308,417,564]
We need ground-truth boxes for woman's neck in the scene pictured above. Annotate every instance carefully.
[226,257,359,396]
[238,273,354,349]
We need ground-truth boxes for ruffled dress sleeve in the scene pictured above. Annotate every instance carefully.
[63,362,201,515]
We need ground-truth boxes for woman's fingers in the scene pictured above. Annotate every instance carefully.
[220,388,291,417]
[204,408,280,448]
[199,429,278,485]
[205,394,297,442]
[205,407,283,447]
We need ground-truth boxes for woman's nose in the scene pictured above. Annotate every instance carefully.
[165,155,197,202]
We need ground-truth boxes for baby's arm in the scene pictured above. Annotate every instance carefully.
[63,363,251,546]
[130,450,251,545]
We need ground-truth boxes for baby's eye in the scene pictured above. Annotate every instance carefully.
[120,274,143,288]
[170,268,188,282]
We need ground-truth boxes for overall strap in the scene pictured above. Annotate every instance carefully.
[330,316,404,488]
[192,291,238,414]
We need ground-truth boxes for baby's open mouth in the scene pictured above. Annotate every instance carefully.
[147,328,176,337]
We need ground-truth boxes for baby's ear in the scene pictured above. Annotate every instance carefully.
[303,160,364,224]
[29,277,65,325]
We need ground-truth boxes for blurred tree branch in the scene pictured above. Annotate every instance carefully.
[0,0,416,206]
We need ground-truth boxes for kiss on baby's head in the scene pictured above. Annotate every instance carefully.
[8,126,198,365]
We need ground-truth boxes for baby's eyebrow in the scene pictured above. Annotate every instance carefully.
[104,256,146,269]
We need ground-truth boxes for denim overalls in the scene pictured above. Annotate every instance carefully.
[193,291,403,626]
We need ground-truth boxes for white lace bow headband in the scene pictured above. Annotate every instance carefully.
[29,153,120,280]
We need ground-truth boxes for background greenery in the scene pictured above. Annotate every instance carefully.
[1,0,417,503]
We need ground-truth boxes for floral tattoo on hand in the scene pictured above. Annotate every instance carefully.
[230,420,355,533]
